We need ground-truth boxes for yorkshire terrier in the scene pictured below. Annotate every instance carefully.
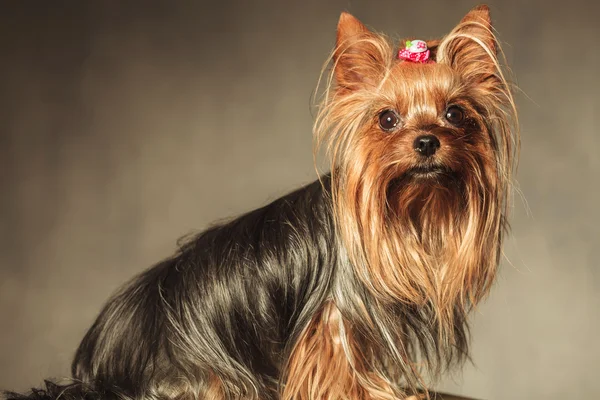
[4,4,518,400]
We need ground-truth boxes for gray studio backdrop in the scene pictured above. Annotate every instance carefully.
[1,1,598,399]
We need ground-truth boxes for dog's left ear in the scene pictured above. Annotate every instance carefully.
[437,5,498,86]
[334,12,389,92]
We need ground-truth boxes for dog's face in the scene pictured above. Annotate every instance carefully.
[343,61,497,226]
[363,63,487,183]
[315,6,517,323]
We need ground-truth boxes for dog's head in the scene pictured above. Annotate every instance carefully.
[316,5,518,328]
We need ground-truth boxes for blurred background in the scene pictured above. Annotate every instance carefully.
[0,1,598,399]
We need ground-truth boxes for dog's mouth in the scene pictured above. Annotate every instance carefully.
[404,165,455,180]
[386,162,462,192]
[386,165,460,200]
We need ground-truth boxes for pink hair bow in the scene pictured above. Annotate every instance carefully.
[397,40,431,63]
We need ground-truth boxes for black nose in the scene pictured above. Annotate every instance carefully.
[413,135,440,157]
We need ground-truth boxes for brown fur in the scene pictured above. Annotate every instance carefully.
[287,5,518,399]
[282,302,401,400]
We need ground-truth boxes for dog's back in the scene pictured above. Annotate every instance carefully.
[69,177,335,399]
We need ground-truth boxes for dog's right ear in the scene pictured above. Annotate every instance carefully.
[437,5,498,88]
[334,12,388,92]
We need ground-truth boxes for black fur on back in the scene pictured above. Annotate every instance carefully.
[68,176,337,399]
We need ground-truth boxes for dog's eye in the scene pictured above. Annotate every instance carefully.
[378,110,400,131]
[445,105,465,125]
